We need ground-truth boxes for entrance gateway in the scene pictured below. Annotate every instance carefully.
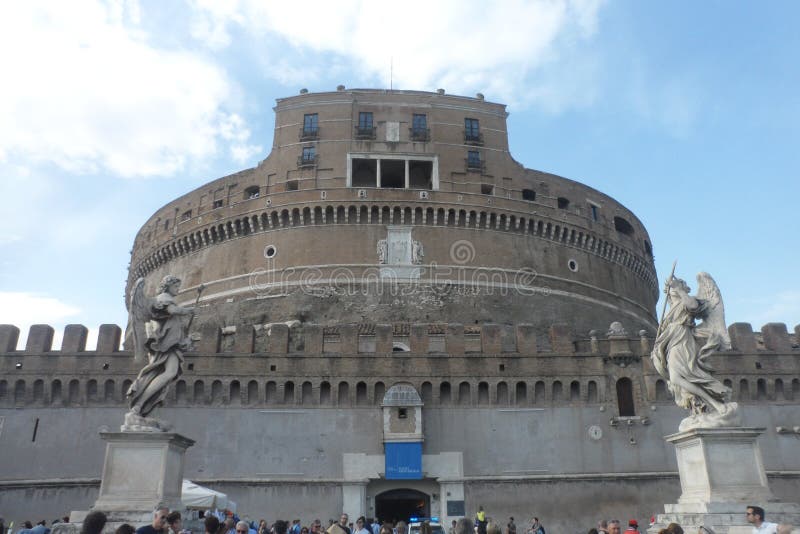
[341,384,464,525]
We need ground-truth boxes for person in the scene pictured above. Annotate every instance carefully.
[167,513,182,534]
[528,519,544,534]
[258,521,269,534]
[30,520,49,534]
[487,524,501,534]
[205,517,221,534]
[665,524,683,534]
[597,520,608,534]
[291,521,302,534]
[607,521,620,534]
[126,275,195,425]
[454,520,473,534]
[625,520,639,534]
[236,521,252,534]
[507,518,516,534]
[379,526,393,534]
[354,518,370,534]
[420,523,432,534]
[116,525,136,534]
[475,508,487,534]
[19,522,34,534]
[746,506,777,534]
[80,512,108,534]
[588,530,599,534]
[328,515,350,534]
[370,521,380,534]
[137,507,169,534]
[776,526,792,534]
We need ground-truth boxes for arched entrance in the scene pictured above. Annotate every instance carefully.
[374,488,430,523]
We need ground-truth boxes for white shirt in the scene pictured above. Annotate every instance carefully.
[752,522,777,534]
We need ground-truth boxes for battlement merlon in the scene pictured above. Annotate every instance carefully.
[0,321,798,357]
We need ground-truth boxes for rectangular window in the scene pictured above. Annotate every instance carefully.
[299,146,317,166]
[358,112,373,129]
[590,204,599,221]
[355,112,375,139]
[302,113,319,139]
[467,150,481,169]
[180,210,192,221]
[465,118,482,144]
[410,114,429,141]
[212,199,224,209]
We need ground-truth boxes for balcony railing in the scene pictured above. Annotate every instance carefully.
[297,154,319,168]
[409,127,430,142]
[465,158,485,173]
[464,131,484,146]
[299,126,319,141]
[354,125,376,140]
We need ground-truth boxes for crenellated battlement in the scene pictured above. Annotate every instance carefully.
[1,321,798,356]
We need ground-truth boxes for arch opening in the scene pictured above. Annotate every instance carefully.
[374,488,430,524]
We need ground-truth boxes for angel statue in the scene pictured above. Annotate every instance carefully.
[651,271,740,431]
[122,275,199,432]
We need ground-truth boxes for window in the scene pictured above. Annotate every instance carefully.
[164,219,170,231]
[616,377,635,416]
[481,184,493,195]
[355,112,375,139]
[467,150,481,170]
[557,197,570,209]
[244,186,260,199]
[286,180,298,191]
[212,199,224,209]
[590,204,599,221]
[302,113,318,139]
[298,146,317,167]
[614,216,635,235]
[180,210,191,222]
[410,114,429,141]
[464,118,482,144]
[522,189,536,201]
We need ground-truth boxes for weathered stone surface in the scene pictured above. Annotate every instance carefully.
[26,324,54,352]
[96,324,121,353]
[728,322,757,352]
[61,324,88,353]
[762,322,792,352]
[0,324,20,352]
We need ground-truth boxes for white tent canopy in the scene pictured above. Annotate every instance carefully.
[181,479,236,512]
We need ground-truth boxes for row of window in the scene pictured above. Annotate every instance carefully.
[299,113,482,144]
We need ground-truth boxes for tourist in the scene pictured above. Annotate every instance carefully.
[527,519,544,534]
[746,506,777,534]
[625,520,639,534]
[205,516,221,534]
[607,520,620,534]
[379,526,392,534]
[116,525,136,534]
[369,521,380,534]
[597,520,608,534]
[420,523,432,534]
[454,519,473,534]
[776,525,792,534]
[258,521,269,534]
[487,523,501,534]
[665,523,683,534]
[80,512,108,534]
[275,521,289,534]
[167,513,182,534]
[395,521,406,534]
[506,518,516,534]
[19,522,34,534]
[354,518,370,534]
[136,508,169,534]
[327,515,350,534]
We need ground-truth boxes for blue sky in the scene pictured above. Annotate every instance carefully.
[1,1,798,349]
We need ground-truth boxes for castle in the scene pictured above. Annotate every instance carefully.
[1,88,798,532]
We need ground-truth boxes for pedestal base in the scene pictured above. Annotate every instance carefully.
[54,432,195,534]
[649,427,800,533]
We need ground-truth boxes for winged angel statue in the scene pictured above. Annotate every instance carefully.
[651,271,740,431]
[122,275,196,431]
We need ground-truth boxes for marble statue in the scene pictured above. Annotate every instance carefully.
[411,240,424,265]
[377,239,388,264]
[651,271,740,431]
[123,275,197,431]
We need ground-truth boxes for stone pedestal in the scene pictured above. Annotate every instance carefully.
[650,428,800,534]
[71,432,195,525]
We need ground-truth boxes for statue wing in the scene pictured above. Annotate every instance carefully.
[694,271,731,350]
[126,277,154,362]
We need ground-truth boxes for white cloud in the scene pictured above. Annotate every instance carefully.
[0,291,82,349]
[0,1,261,177]
[189,0,605,108]
[742,290,800,330]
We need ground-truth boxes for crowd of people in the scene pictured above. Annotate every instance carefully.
[1,504,794,534]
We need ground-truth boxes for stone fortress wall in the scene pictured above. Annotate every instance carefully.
[1,321,799,530]
[124,89,659,334]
